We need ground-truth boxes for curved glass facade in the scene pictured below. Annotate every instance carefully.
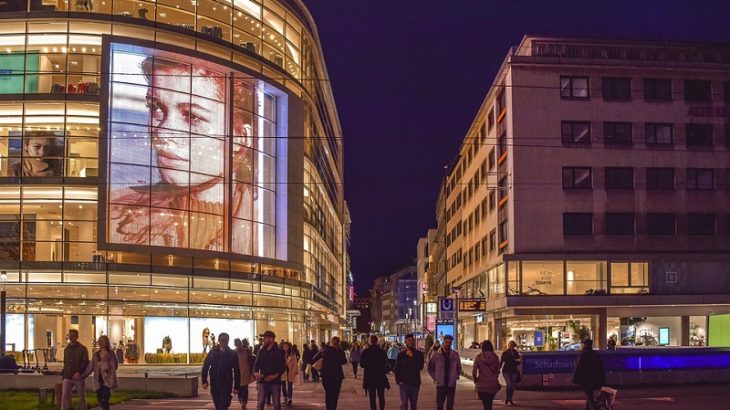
[0,0,345,363]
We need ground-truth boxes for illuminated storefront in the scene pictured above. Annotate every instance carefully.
[0,0,346,363]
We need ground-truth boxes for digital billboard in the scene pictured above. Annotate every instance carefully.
[104,41,285,259]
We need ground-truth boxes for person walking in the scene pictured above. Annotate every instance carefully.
[387,343,399,372]
[301,344,312,382]
[426,339,440,363]
[61,329,90,410]
[360,335,390,410]
[349,343,362,379]
[114,341,125,365]
[394,334,424,410]
[310,340,321,382]
[253,331,286,410]
[472,341,500,410]
[83,335,118,410]
[312,336,347,410]
[572,339,606,410]
[235,338,256,410]
[202,333,240,410]
[427,334,461,410]
[281,342,299,406]
[499,340,521,406]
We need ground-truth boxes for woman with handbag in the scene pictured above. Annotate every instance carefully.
[472,341,500,410]
[312,337,347,410]
[281,342,299,406]
[499,340,521,406]
[83,335,119,410]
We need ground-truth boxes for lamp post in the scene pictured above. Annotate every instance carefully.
[452,286,461,350]
[1,271,7,356]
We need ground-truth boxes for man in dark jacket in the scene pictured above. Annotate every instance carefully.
[313,337,347,410]
[395,334,424,410]
[61,329,89,410]
[360,335,390,410]
[202,332,240,410]
[253,330,286,410]
[572,339,606,410]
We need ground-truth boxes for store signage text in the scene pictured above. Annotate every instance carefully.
[458,299,486,312]
[688,106,730,118]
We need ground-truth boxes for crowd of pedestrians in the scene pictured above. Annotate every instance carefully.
[53,328,608,410]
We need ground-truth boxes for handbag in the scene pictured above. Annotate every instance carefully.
[312,357,323,371]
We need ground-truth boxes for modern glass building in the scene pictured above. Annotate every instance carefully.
[0,0,346,364]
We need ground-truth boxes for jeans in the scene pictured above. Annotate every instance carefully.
[503,372,518,401]
[398,384,420,410]
[237,385,249,404]
[435,386,455,410]
[256,383,281,410]
[323,379,343,410]
[351,361,359,377]
[96,386,111,410]
[478,392,496,410]
[583,387,598,410]
[61,378,87,410]
[367,387,385,410]
[212,388,232,410]
[281,381,294,401]
[311,368,320,381]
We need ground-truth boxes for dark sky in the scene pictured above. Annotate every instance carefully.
[302,0,730,294]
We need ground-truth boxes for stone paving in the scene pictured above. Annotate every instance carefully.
[112,367,730,409]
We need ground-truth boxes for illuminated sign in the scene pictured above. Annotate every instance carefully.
[103,40,287,259]
[659,327,670,346]
[426,302,438,313]
[458,299,486,312]
[426,313,437,333]
[439,298,454,312]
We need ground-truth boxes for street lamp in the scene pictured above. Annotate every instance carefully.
[1,271,7,356]
[451,286,462,350]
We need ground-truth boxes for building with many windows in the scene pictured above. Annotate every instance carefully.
[441,35,730,351]
[0,0,346,363]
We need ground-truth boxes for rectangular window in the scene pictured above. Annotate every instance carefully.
[489,229,496,252]
[686,124,713,146]
[684,80,712,102]
[497,133,507,157]
[560,76,589,99]
[688,213,716,235]
[566,261,607,295]
[563,213,593,235]
[644,78,672,101]
[497,88,506,113]
[604,122,632,144]
[646,168,675,190]
[498,221,508,243]
[610,262,649,294]
[488,190,496,210]
[605,213,635,235]
[605,167,634,190]
[498,176,508,201]
[647,213,676,235]
[645,123,673,145]
[487,106,495,130]
[602,77,631,100]
[561,121,591,144]
[522,261,565,295]
[687,168,714,190]
[562,167,592,189]
[488,148,496,170]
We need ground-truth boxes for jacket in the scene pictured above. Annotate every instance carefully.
[85,350,119,391]
[302,348,314,365]
[394,347,424,387]
[62,342,89,379]
[572,348,606,390]
[349,348,362,363]
[236,347,255,386]
[314,345,346,383]
[427,348,462,387]
[472,351,500,394]
[281,352,300,382]
[360,345,390,389]
[253,343,286,384]
[500,348,520,374]
[202,347,241,392]
[387,346,399,360]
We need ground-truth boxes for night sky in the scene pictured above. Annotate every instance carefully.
[303,0,730,295]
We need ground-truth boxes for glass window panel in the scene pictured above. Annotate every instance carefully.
[27,271,62,282]
[108,164,151,202]
[151,274,189,287]
[253,187,274,225]
[109,272,150,285]
[232,217,253,254]
[256,152,275,190]
[64,272,106,283]
[631,263,648,286]
[611,263,630,286]
[521,261,564,295]
[259,119,276,155]
[566,261,606,294]
[148,207,189,248]
[193,276,228,289]
[68,21,112,35]
[64,221,96,243]
[63,202,96,221]
[189,212,224,251]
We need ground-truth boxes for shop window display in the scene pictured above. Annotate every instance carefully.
[521,261,564,295]
[566,261,607,295]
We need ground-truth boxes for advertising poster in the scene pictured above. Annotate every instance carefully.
[105,41,282,258]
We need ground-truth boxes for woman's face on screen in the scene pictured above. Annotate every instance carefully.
[147,63,226,187]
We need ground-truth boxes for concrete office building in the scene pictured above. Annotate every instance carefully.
[442,35,730,350]
[0,0,347,363]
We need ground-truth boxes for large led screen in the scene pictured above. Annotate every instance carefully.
[105,41,283,258]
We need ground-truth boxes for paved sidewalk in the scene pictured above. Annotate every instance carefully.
[112,368,730,409]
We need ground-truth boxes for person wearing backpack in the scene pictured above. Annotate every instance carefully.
[472,341,500,410]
